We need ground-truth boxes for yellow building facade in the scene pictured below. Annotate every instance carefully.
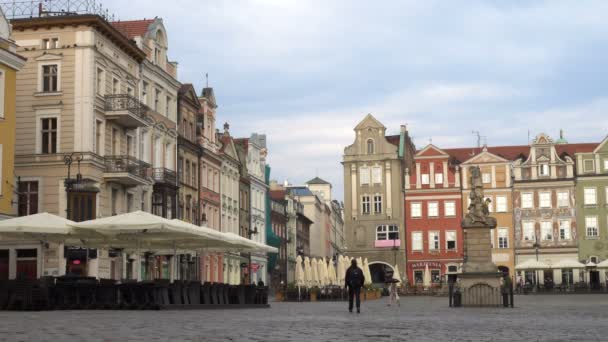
[0,10,26,219]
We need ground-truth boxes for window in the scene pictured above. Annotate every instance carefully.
[359,167,370,185]
[562,269,573,286]
[482,173,491,184]
[111,128,119,155]
[362,196,371,215]
[498,228,509,249]
[604,159,608,171]
[411,202,422,218]
[559,220,571,240]
[421,174,430,185]
[414,270,423,284]
[446,231,456,251]
[521,193,533,209]
[431,270,441,283]
[372,166,382,184]
[367,139,374,154]
[444,201,455,217]
[373,195,382,214]
[586,216,598,238]
[165,96,171,117]
[112,78,120,94]
[490,229,495,248]
[42,64,58,92]
[541,221,553,241]
[557,191,569,207]
[539,192,551,208]
[376,225,398,241]
[429,231,439,250]
[522,221,535,241]
[496,196,507,212]
[435,173,443,185]
[584,188,597,206]
[18,181,39,216]
[95,120,103,155]
[185,161,191,186]
[0,145,2,193]
[154,89,161,112]
[412,232,422,251]
[142,82,149,105]
[42,38,58,49]
[127,86,134,97]
[428,202,438,217]
[41,118,57,154]
[583,160,595,173]
[538,164,550,176]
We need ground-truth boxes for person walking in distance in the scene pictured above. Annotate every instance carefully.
[345,259,365,313]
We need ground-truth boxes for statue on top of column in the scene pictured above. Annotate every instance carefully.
[463,166,497,228]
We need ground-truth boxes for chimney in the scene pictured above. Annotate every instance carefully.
[223,122,229,135]
[400,124,407,133]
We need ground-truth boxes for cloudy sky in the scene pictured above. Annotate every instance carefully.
[105,0,608,200]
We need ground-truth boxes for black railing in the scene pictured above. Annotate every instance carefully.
[449,283,514,308]
[1,0,115,20]
[104,94,149,120]
[104,155,148,179]
[152,168,177,185]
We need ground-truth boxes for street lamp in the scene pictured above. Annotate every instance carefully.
[392,232,399,266]
[64,153,84,220]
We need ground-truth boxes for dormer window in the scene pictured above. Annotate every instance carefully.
[538,164,550,177]
[42,38,59,50]
[583,160,595,173]
[367,139,374,154]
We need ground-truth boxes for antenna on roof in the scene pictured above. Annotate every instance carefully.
[429,137,432,145]
[527,129,530,145]
[472,131,481,148]
[205,73,209,88]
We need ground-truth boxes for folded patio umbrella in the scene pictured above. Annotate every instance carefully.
[393,264,402,283]
[363,258,372,286]
[423,264,431,288]
[295,255,305,287]
[311,258,319,287]
[304,257,313,288]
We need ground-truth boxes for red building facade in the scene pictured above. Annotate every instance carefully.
[404,145,464,286]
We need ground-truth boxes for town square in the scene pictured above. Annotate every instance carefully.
[0,0,608,341]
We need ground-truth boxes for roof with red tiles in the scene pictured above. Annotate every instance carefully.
[385,134,400,146]
[111,19,155,39]
[269,190,286,201]
[555,143,598,157]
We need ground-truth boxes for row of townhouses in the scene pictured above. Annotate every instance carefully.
[0,3,343,287]
[344,114,608,288]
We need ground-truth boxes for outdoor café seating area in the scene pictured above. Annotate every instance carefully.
[0,277,269,310]
[0,212,277,310]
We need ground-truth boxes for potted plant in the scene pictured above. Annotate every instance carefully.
[310,286,320,301]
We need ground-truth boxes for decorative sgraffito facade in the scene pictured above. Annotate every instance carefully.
[513,133,596,286]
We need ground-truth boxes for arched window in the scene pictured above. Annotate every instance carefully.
[367,139,374,154]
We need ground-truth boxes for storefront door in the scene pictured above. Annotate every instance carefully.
[590,270,600,289]
[0,250,9,280]
[16,249,38,280]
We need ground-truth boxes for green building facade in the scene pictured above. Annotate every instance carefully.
[575,136,608,286]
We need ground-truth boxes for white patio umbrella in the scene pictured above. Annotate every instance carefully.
[295,255,305,287]
[316,258,326,287]
[363,258,372,286]
[423,264,431,288]
[311,258,320,287]
[328,259,337,286]
[515,259,551,270]
[321,258,330,286]
[337,255,345,286]
[304,257,313,288]
[356,257,363,270]
[0,212,75,235]
[223,232,278,254]
[393,264,402,283]
[596,259,608,268]
[551,259,586,269]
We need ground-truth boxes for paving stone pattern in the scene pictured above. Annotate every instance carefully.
[1,295,608,341]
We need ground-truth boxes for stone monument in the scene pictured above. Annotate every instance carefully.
[459,166,502,306]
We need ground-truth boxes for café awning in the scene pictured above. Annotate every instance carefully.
[551,259,586,269]
[0,212,75,235]
[515,259,551,270]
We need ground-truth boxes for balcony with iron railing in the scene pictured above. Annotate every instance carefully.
[104,94,150,128]
[151,168,177,187]
[103,155,150,186]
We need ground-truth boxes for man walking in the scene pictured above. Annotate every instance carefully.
[345,259,365,313]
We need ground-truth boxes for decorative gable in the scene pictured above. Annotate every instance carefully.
[354,113,386,131]
[35,52,63,62]
[416,144,449,158]
[462,150,508,165]
[594,135,608,154]
[532,133,553,145]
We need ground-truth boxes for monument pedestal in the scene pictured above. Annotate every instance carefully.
[459,221,502,307]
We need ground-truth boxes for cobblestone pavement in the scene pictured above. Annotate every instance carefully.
[1,295,608,342]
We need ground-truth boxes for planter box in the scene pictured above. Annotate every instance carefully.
[311,293,318,301]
